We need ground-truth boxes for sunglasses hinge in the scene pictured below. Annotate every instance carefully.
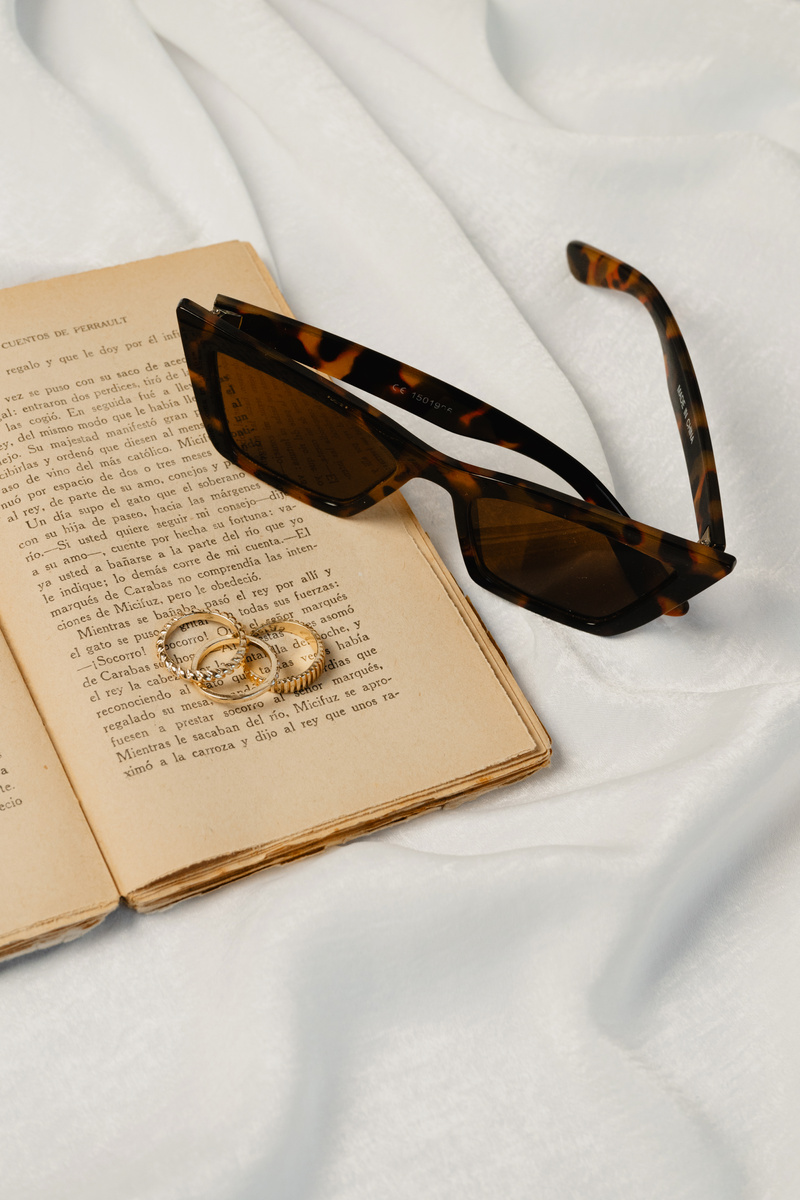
[212,306,243,330]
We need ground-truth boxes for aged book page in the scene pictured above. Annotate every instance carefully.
[0,631,118,958]
[0,243,549,906]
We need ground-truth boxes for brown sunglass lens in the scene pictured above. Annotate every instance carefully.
[472,497,671,619]
[216,352,397,502]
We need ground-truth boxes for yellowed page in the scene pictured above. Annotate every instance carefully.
[0,243,548,900]
[0,631,118,959]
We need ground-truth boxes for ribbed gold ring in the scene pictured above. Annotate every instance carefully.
[247,619,326,694]
[191,635,280,705]
[155,609,248,684]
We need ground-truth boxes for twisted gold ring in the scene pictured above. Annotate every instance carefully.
[155,609,248,684]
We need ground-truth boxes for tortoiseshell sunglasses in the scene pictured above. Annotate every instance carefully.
[176,242,735,636]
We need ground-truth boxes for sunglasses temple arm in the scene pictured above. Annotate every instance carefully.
[566,242,726,550]
[216,298,628,516]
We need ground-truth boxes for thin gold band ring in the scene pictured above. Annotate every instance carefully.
[190,634,280,705]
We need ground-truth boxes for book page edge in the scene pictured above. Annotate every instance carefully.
[0,898,118,963]
[125,745,549,911]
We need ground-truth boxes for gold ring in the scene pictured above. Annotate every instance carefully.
[155,609,248,684]
[191,634,280,705]
[247,619,325,694]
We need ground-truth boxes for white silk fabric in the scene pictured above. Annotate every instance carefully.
[1,2,799,1197]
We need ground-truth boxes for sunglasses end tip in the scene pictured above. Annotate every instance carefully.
[664,601,690,618]
[566,242,591,284]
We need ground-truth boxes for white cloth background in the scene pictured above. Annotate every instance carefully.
[1,1,799,1196]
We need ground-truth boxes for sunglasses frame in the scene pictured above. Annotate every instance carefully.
[176,244,735,636]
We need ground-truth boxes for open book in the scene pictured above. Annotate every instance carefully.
[0,242,550,961]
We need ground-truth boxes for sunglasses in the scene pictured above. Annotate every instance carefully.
[176,242,735,636]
